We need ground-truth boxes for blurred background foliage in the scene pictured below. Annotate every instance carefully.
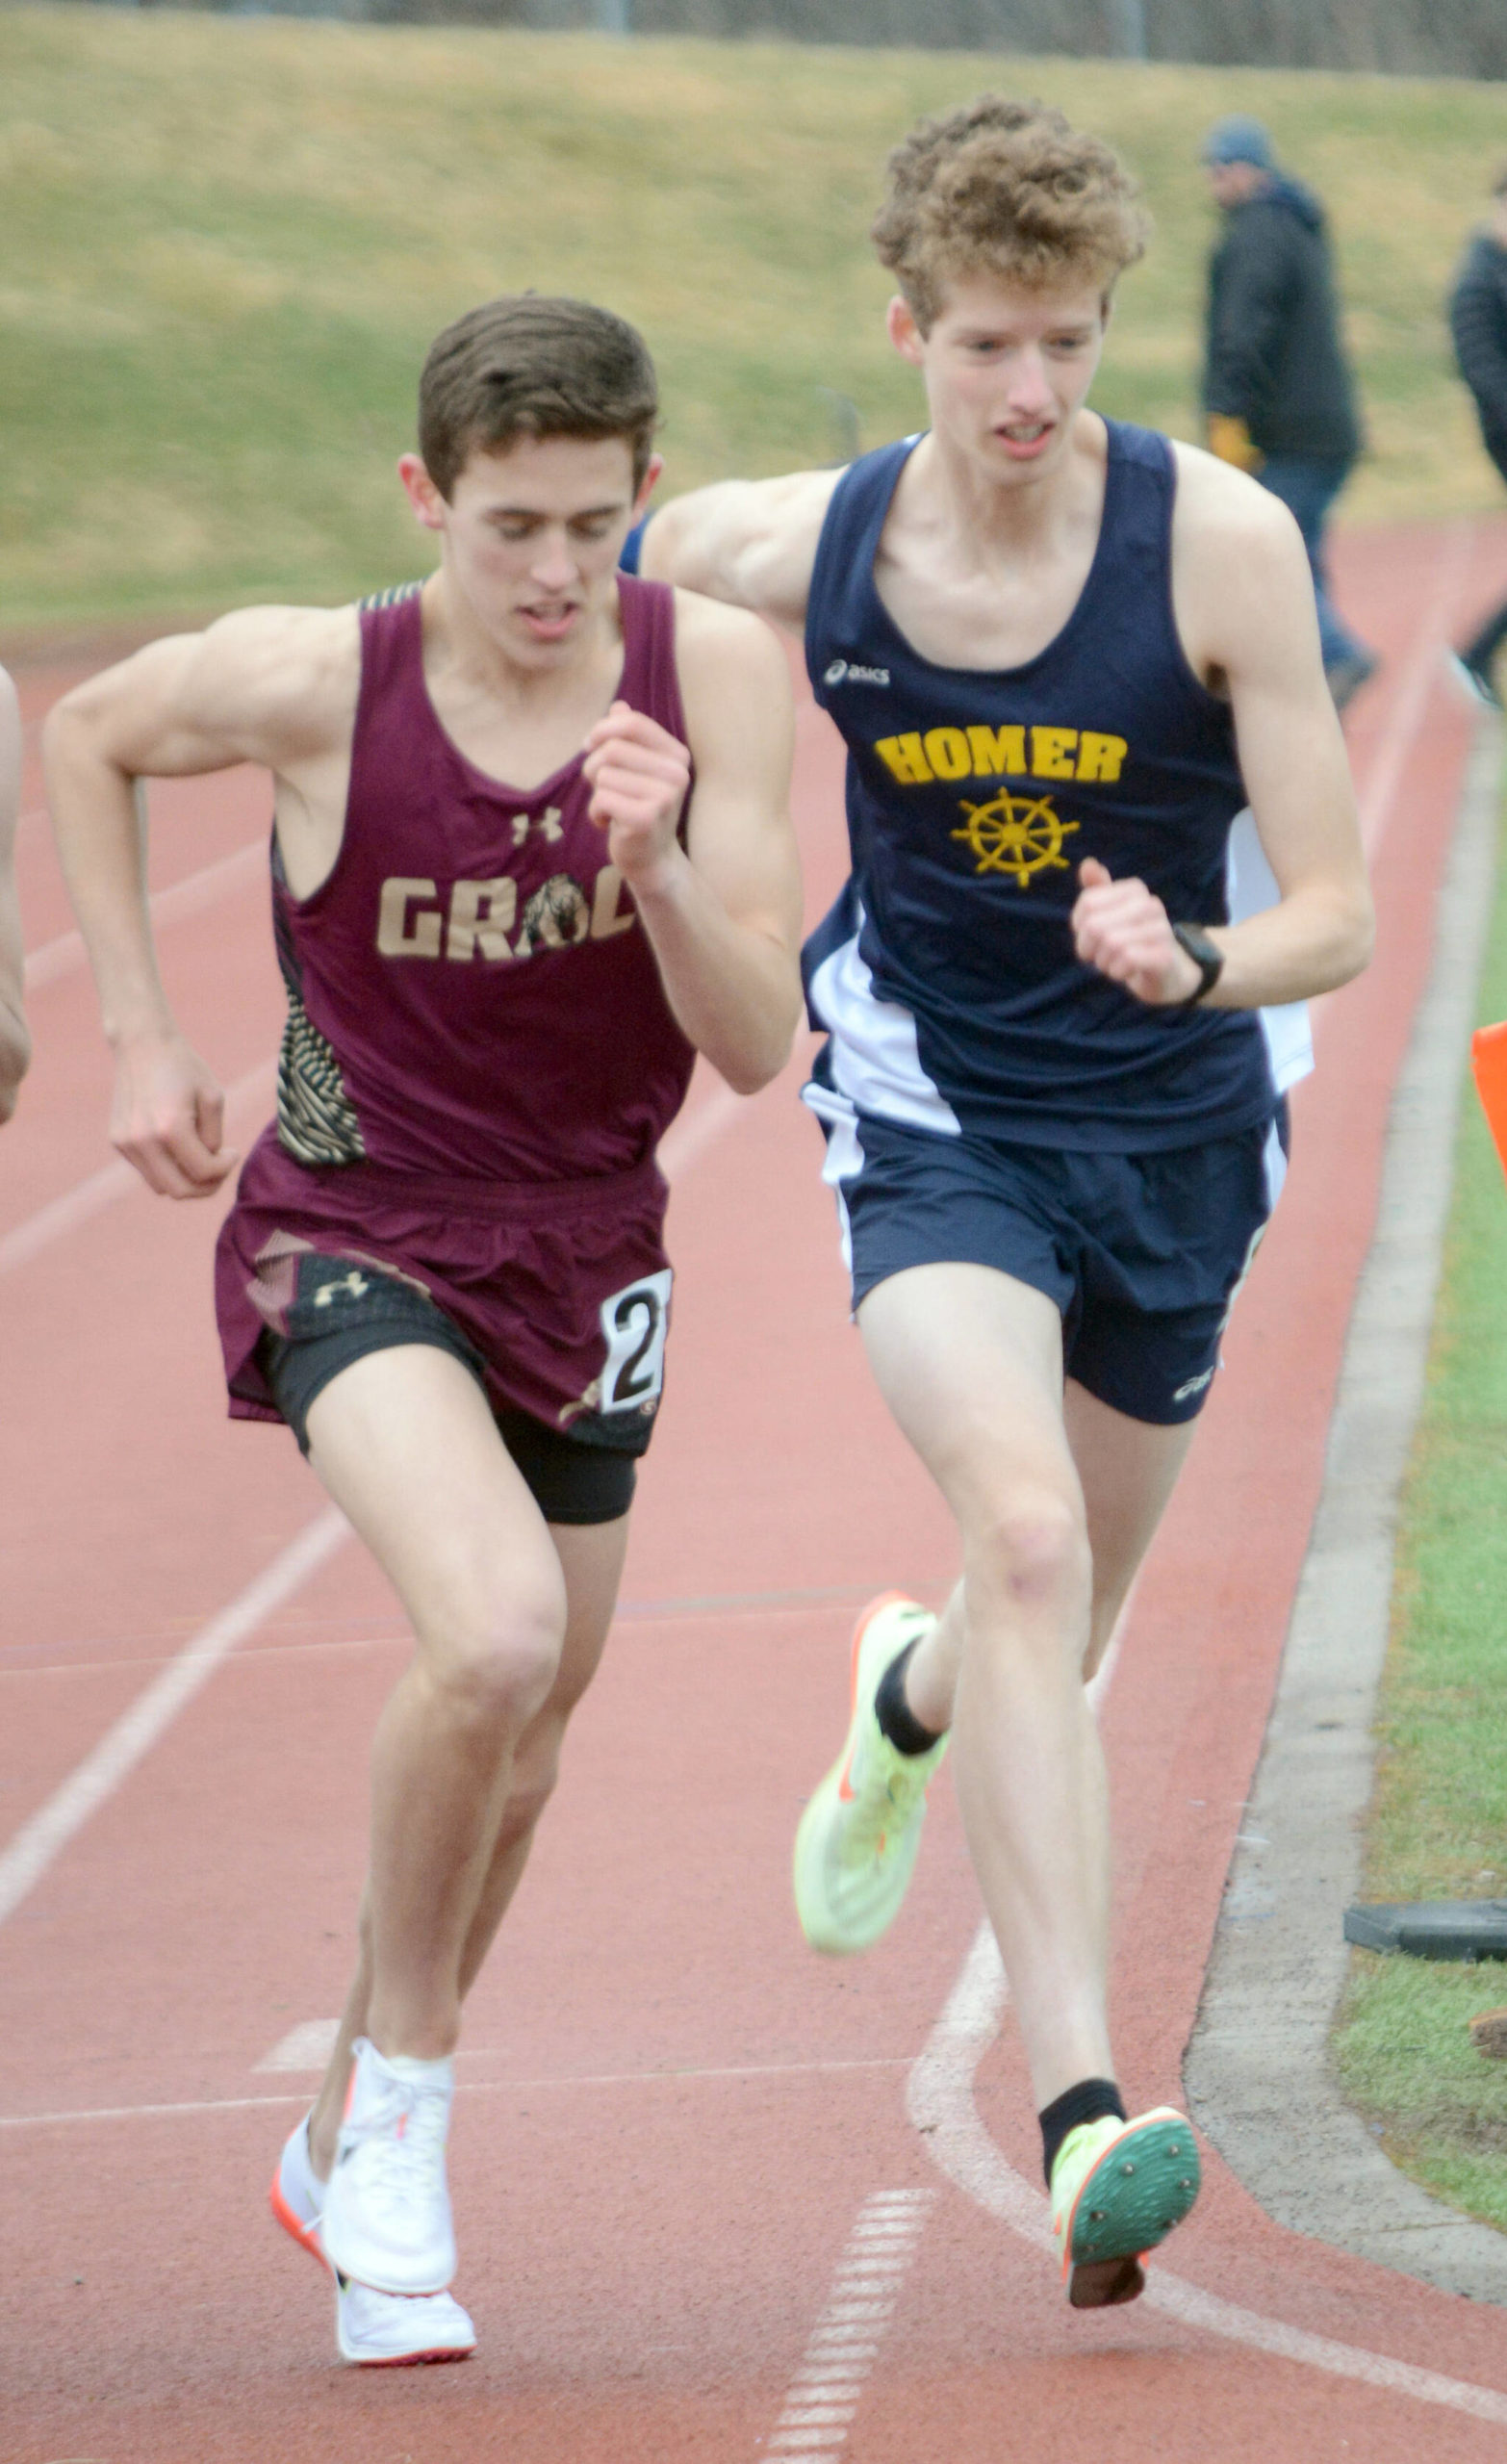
[1,3,1503,632]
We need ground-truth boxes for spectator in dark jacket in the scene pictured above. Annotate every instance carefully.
[1201,115,1376,708]
[1449,162,1507,710]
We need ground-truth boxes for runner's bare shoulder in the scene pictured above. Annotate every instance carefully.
[55,602,363,779]
[169,602,363,769]
[1168,440,1316,679]
[668,584,795,722]
[647,467,844,632]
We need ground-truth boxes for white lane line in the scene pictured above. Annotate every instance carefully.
[255,2018,341,2073]
[24,839,266,991]
[0,1506,347,1932]
[1355,519,1476,861]
[0,1056,273,1278]
[0,2052,912,2132]
[907,1926,1507,2426]
[761,2191,936,2460]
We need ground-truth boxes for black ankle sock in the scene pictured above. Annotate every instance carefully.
[874,1637,945,1757]
[1038,2077,1127,2190]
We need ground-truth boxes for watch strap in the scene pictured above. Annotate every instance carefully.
[1169,921,1225,1008]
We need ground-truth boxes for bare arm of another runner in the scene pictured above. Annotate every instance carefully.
[636,470,840,631]
[42,606,356,1195]
[0,668,32,1120]
[581,594,803,1092]
[1071,447,1373,1010]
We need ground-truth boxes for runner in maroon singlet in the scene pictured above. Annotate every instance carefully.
[44,296,803,2366]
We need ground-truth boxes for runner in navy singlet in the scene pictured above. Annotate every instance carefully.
[45,296,802,2362]
[634,98,1372,2313]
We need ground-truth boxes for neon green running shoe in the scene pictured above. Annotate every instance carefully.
[793,1593,948,1956]
[1049,2108,1201,2309]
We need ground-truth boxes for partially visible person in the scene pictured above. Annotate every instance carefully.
[1201,115,1377,710]
[1448,161,1507,711]
[0,665,32,1120]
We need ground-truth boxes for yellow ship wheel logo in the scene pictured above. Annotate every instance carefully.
[952,790,1080,886]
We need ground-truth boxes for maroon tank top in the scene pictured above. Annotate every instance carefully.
[271,578,697,1183]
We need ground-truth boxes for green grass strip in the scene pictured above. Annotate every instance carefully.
[1,9,1506,631]
[1334,757,1507,2238]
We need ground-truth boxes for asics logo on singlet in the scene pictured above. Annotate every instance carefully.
[1172,1367,1215,1403]
[374,866,636,962]
[825,659,890,688]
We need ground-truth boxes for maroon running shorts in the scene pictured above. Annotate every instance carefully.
[216,1125,675,1462]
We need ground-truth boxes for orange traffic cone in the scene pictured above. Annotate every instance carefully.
[1470,1022,1507,1183]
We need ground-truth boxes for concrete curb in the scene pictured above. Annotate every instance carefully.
[1186,708,1507,2304]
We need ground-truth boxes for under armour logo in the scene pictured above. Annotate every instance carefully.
[314,1270,370,1307]
[511,807,565,849]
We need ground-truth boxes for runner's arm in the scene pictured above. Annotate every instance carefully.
[582,595,803,1092]
[0,669,32,1121]
[1073,452,1372,1010]
[42,606,355,1195]
[637,469,841,632]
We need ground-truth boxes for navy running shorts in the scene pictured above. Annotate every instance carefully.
[816,1102,1290,1427]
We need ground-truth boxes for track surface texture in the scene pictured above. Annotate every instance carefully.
[5,521,1507,2463]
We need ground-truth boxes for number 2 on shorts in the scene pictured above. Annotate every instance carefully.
[599,1268,674,1411]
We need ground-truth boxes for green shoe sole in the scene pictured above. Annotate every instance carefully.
[1065,2113,1200,2301]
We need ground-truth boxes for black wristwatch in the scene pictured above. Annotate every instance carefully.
[1169,921,1225,1008]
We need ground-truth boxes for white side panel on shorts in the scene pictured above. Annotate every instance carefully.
[1226,808,1315,1095]
[805,907,962,1138]
[1262,1108,1290,1213]
[801,1082,863,1274]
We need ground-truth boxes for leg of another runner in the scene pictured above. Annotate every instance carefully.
[858,1262,1130,2108]
[306,1513,626,2179]
[900,1380,1195,1730]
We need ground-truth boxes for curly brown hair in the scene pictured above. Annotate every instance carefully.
[872,96,1150,329]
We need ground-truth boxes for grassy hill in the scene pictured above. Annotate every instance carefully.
[1,4,1502,632]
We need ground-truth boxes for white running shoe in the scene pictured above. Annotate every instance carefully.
[335,2273,475,2369]
[319,2040,458,2297]
[270,2114,474,2366]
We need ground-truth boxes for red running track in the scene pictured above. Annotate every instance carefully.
[3,523,1506,2463]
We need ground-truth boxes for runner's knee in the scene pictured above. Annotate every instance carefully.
[967,1486,1089,1618]
[418,1569,567,1730]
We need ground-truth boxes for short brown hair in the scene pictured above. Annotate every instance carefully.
[873,95,1149,329]
[418,295,658,500]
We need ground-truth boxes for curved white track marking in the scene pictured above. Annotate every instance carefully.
[907,1617,1507,2426]
[0,1056,274,1277]
[1356,520,1476,860]
[0,1506,347,1931]
[24,839,266,991]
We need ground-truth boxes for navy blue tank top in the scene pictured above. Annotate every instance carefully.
[803,421,1277,1153]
